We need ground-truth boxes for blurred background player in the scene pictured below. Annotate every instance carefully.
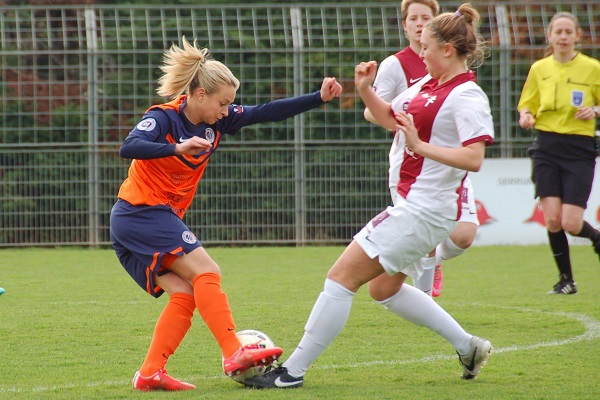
[518,12,600,295]
[244,3,493,389]
[365,0,479,298]
[110,36,342,391]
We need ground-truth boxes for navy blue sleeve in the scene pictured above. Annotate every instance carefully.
[119,110,177,160]
[220,91,325,134]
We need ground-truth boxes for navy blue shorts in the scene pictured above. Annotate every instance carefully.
[110,199,203,298]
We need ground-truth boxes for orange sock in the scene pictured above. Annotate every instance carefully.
[139,292,195,376]
[192,272,241,358]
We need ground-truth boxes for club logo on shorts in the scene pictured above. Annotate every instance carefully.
[136,118,157,131]
[182,231,197,244]
[570,90,584,107]
[371,209,391,229]
[204,128,215,144]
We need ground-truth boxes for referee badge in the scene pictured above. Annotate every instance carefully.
[570,90,584,107]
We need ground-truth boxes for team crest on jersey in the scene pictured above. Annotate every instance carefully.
[136,118,157,131]
[422,93,437,107]
[204,128,215,144]
[182,231,197,244]
[233,105,244,114]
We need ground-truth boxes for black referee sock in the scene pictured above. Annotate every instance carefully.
[547,230,572,281]
[574,221,600,245]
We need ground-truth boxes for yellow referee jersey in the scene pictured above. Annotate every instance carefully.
[518,52,600,136]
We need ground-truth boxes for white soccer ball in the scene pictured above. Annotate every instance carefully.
[230,329,276,383]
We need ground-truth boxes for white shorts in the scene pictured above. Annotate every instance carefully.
[353,199,457,276]
[389,175,479,226]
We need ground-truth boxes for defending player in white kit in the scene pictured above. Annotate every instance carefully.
[244,4,495,390]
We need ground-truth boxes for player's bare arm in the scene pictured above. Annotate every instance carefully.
[355,61,396,131]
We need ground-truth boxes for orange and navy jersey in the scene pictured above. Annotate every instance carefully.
[117,92,325,218]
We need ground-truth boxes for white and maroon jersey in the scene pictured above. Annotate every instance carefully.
[373,47,427,102]
[393,72,494,220]
[373,47,428,189]
[389,74,432,189]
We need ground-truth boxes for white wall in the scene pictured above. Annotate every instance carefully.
[469,158,600,246]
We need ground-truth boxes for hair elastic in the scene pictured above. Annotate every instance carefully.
[455,11,462,17]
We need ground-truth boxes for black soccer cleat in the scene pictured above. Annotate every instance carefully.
[243,366,304,389]
[547,279,577,295]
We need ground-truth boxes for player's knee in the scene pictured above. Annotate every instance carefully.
[368,280,399,302]
[450,223,477,249]
[156,272,194,296]
[544,215,562,231]
[562,220,583,236]
[452,235,474,249]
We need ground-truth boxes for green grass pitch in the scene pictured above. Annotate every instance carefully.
[0,245,599,399]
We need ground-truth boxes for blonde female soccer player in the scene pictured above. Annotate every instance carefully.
[110,37,342,391]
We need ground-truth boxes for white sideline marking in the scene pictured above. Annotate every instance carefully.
[317,304,600,370]
[1,304,599,394]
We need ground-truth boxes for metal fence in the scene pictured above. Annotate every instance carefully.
[1,1,599,246]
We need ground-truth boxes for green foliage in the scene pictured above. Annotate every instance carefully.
[1,245,599,399]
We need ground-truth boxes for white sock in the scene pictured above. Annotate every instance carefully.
[284,278,355,377]
[379,284,472,354]
[411,255,436,296]
[435,237,467,264]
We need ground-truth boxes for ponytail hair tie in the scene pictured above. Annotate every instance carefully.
[455,11,462,17]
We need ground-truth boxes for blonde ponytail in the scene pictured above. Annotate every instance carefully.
[157,36,239,99]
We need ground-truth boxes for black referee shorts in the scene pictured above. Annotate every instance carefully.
[530,130,596,208]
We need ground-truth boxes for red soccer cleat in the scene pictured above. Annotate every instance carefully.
[222,343,283,377]
[132,369,196,391]
[432,264,443,297]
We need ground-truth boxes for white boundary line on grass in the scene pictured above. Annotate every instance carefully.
[2,304,599,394]
[317,304,600,370]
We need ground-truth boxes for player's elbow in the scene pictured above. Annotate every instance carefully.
[469,163,482,172]
[119,145,131,159]
[467,157,484,172]
[119,138,136,159]
[364,108,374,123]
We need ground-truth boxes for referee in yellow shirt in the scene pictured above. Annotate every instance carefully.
[518,11,600,295]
